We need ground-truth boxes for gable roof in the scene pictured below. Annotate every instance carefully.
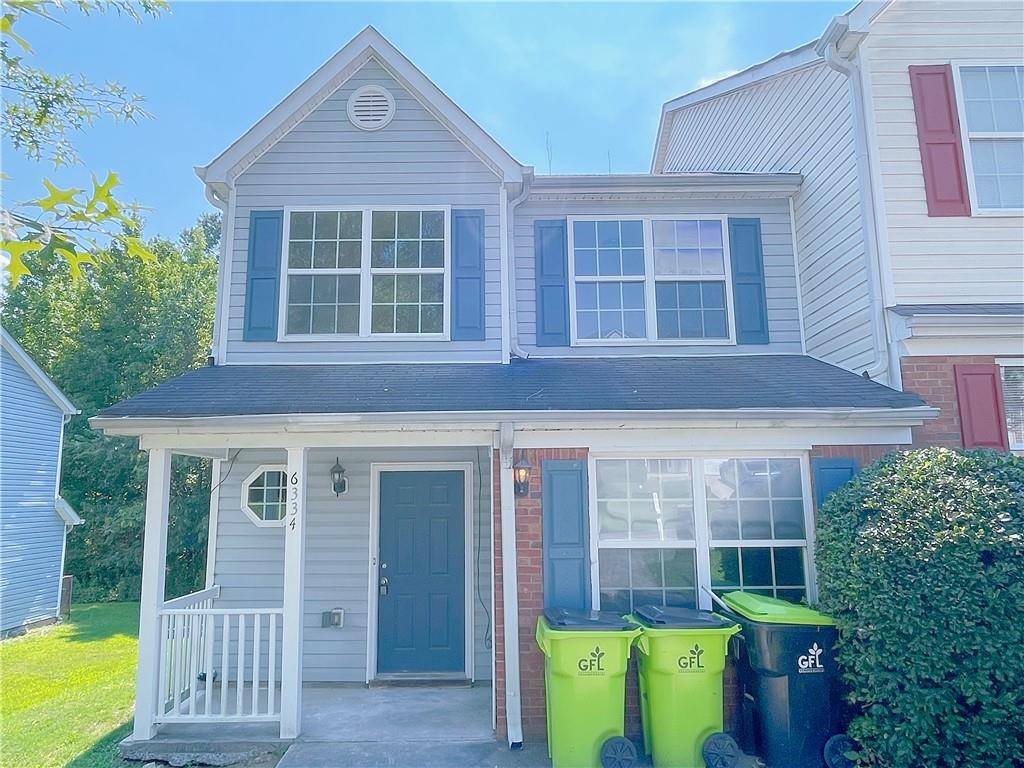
[196,26,525,191]
[652,1,893,173]
[0,329,77,416]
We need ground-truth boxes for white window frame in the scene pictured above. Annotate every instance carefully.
[996,357,1024,452]
[240,464,288,528]
[587,450,816,612]
[951,61,1024,217]
[567,214,737,346]
[278,205,452,341]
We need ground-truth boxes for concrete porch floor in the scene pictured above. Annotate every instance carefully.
[121,683,557,767]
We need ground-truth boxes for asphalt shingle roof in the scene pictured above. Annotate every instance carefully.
[95,355,926,420]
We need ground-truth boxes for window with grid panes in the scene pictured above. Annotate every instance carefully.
[283,208,447,337]
[241,468,287,524]
[652,219,729,339]
[595,459,698,612]
[704,458,809,603]
[1001,364,1024,450]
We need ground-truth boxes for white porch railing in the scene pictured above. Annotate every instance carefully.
[155,586,283,723]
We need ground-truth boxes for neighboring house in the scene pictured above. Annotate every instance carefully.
[91,26,937,751]
[654,0,1024,452]
[0,329,80,636]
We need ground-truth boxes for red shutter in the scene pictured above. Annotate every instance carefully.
[908,64,971,217]
[954,364,1009,450]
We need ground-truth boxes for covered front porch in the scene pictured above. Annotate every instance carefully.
[125,428,503,748]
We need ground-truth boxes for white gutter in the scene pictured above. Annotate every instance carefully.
[820,36,890,383]
[498,423,523,747]
[506,172,534,360]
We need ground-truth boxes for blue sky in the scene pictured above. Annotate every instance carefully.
[3,1,848,240]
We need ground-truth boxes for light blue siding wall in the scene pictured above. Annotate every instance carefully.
[659,61,882,378]
[211,447,493,683]
[226,58,504,364]
[0,347,66,632]
[513,197,802,355]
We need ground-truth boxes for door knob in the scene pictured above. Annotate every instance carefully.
[379,576,388,596]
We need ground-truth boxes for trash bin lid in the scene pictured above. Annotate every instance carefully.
[633,605,736,630]
[543,607,634,631]
[721,591,836,626]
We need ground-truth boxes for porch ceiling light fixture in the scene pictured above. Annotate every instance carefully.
[513,456,532,497]
[330,457,348,496]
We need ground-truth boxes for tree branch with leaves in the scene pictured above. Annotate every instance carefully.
[1,0,167,285]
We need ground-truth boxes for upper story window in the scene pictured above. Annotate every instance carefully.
[283,207,448,338]
[568,216,734,345]
[956,65,1024,213]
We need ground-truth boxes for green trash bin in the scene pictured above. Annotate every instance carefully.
[630,606,741,768]
[536,608,641,768]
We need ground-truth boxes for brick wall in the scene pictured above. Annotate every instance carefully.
[900,355,999,448]
[493,447,589,743]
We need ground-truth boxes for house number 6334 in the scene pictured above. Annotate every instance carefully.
[288,472,299,531]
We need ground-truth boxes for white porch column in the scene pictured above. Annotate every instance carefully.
[133,448,171,740]
[280,447,308,739]
[498,425,523,747]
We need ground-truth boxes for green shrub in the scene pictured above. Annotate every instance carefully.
[816,448,1024,768]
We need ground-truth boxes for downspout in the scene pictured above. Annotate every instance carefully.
[203,183,233,366]
[822,41,891,383]
[506,171,534,360]
[498,423,523,748]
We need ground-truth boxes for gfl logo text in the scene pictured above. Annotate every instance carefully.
[798,642,824,673]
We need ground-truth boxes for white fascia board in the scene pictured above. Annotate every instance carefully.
[815,1,892,58]
[91,406,938,439]
[530,173,803,198]
[890,310,1024,357]
[197,26,524,187]
[55,497,83,526]
[0,329,78,416]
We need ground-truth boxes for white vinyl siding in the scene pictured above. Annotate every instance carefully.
[861,0,1024,304]
[226,58,503,363]
[515,198,801,356]
[0,347,67,632]
[211,447,492,683]
[658,61,880,376]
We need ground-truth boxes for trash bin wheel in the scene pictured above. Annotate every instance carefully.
[702,733,741,768]
[824,734,859,768]
[599,736,637,768]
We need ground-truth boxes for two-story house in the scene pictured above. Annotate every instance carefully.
[93,25,936,757]
[653,0,1024,454]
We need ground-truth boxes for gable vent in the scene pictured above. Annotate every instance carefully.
[346,85,395,131]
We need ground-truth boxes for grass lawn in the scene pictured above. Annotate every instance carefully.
[0,602,139,768]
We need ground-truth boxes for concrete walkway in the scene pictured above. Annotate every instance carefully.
[277,741,556,768]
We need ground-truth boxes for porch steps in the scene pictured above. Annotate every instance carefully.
[119,733,287,768]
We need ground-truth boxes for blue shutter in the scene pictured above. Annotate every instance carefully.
[534,219,570,347]
[812,458,860,509]
[542,460,591,611]
[451,209,486,341]
[243,210,284,341]
[728,218,770,345]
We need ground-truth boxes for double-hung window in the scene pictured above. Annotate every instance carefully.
[955,64,1024,213]
[283,207,448,338]
[999,359,1024,451]
[594,454,812,613]
[568,216,734,344]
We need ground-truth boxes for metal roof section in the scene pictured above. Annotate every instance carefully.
[93,356,930,430]
[196,25,526,193]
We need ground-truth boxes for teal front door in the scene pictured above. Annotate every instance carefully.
[377,470,466,674]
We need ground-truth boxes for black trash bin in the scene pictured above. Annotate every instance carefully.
[719,591,843,768]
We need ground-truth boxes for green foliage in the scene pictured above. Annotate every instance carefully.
[1,0,166,284]
[816,448,1024,768]
[1,216,219,601]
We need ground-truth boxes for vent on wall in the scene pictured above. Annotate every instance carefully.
[346,85,395,131]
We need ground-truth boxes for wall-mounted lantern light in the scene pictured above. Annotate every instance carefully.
[513,456,532,497]
[330,458,348,496]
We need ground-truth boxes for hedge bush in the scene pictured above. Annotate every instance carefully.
[815,448,1024,768]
